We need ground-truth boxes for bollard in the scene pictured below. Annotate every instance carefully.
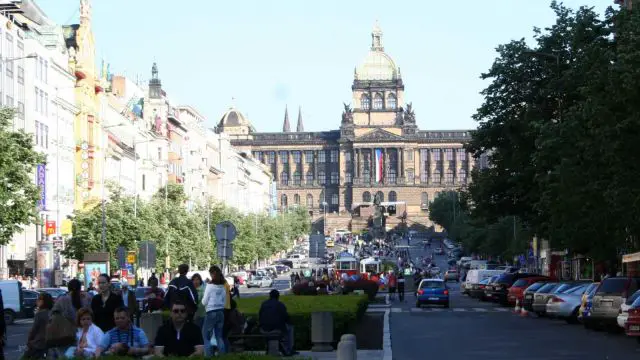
[385,293,390,305]
[513,299,521,314]
[336,334,357,360]
[311,312,334,352]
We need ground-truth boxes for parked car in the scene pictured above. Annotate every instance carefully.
[522,281,551,312]
[434,247,444,255]
[0,280,23,325]
[468,278,491,299]
[617,289,640,329]
[21,289,39,318]
[546,283,589,323]
[416,279,449,308]
[578,282,600,321]
[36,288,68,300]
[624,292,640,342]
[507,276,554,306]
[482,275,502,302]
[584,277,640,330]
[485,273,539,305]
[247,276,273,288]
[531,282,560,316]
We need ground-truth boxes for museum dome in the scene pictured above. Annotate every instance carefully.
[355,22,399,81]
[218,106,250,128]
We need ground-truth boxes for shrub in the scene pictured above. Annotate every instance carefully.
[342,279,379,300]
[291,283,318,295]
[237,294,369,350]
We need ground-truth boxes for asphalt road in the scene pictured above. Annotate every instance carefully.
[5,318,32,360]
[388,238,640,360]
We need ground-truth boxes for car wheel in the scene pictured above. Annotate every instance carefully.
[566,308,579,324]
[3,309,15,325]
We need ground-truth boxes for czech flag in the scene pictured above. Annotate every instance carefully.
[375,149,383,183]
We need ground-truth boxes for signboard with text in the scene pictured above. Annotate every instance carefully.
[36,164,46,210]
[45,221,56,235]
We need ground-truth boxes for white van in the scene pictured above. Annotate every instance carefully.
[465,269,505,285]
[468,260,489,270]
[0,280,23,325]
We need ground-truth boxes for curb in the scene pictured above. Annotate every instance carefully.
[383,309,393,360]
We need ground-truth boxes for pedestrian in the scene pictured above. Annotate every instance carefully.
[191,273,206,328]
[154,300,204,357]
[23,292,54,359]
[201,265,227,356]
[95,307,150,357]
[397,273,405,302]
[53,279,90,323]
[119,279,137,321]
[164,264,197,320]
[91,274,124,332]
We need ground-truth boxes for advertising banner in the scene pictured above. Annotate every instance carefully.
[84,262,108,290]
[36,164,46,210]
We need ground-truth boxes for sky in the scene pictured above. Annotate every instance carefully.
[36,0,615,132]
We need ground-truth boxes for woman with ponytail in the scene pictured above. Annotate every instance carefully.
[52,278,90,322]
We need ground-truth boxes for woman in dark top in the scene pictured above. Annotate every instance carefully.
[24,293,54,359]
[90,273,124,332]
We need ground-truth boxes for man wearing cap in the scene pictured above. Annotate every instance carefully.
[120,279,137,320]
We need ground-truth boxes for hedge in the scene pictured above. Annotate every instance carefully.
[237,294,369,350]
[342,279,379,300]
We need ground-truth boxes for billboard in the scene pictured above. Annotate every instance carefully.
[36,164,46,210]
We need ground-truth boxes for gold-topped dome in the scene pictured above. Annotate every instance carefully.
[355,22,399,81]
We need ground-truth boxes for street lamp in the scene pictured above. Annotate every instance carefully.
[100,122,127,251]
[2,53,37,63]
[322,201,328,236]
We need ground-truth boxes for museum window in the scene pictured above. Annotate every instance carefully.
[459,168,467,184]
[253,151,262,162]
[373,93,383,110]
[318,150,326,163]
[360,94,370,110]
[294,194,300,205]
[305,151,314,163]
[306,194,314,208]
[362,169,371,183]
[433,149,441,162]
[406,169,414,184]
[421,192,429,210]
[330,150,338,163]
[331,172,339,184]
[387,93,397,110]
[445,169,455,184]
[306,171,314,185]
[458,149,467,161]
[268,151,275,164]
[345,171,352,184]
[444,148,454,161]
[406,149,413,161]
[344,151,351,162]
[280,171,289,186]
[433,169,442,184]
[292,151,301,163]
[318,171,326,185]
[293,171,301,185]
[388,169,396,184]
[362,191,371,202]
[279,151,288,163]
[375,191,384,202]
[331,193,339,205]
[389,191,397,202]
[281,194,288,209]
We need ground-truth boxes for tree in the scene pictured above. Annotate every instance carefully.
[0,108,45,244]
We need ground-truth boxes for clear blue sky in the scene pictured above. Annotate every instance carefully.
[37,0,614,132]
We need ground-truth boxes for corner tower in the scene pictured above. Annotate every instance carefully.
[350,22,405,128]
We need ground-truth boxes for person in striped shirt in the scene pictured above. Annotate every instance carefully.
[95,307,150,357]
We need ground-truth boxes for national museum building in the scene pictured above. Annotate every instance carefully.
[218,24,477,231]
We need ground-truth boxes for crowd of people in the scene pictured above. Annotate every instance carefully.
[19,263,298,358]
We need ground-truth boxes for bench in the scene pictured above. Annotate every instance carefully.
[228,332,282,355]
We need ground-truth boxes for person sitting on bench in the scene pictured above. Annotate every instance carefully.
[258,290,298,357]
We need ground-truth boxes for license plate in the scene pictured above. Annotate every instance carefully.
[428,297,439,301]
[601,301,613,307]
[525,294,533,299]
[630,325,640,331]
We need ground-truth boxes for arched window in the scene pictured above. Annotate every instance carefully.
[318,171,326,185]
[360,94,370,110]
[293,171,301,185]
[363,191,371,202]
[331,193,339,205]
[375,191,384,203]
[306,194,314,208]
[387,93,397,110]
[373,93,384,110]
[305,171,314,185]
[445,169,455,184]
[459,169,467,184]
[389,191,397,202]
[280,171,289,186]
[294,194,300,205]
[281,194,288,208]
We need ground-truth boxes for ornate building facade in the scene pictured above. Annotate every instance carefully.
[218,24,474,230]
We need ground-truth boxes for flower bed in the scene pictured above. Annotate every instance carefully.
[237,294,369,350]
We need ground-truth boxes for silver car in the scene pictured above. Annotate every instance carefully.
[546,283,589,323]
[247,276,273,288]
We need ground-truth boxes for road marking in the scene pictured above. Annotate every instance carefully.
[473,308,488,312]
[494,307,509,312]
[410,308,424,312]
[391,307,402,313]
[452,308,467,312]
[430,308,444,312]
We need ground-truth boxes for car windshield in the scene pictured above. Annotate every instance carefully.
[525,282,546,292]
[253,276,263,280]
[536,283,558,293]
[625,289,640,305]
[512,279,530,287]
[420,281,445,289]
[562,284,587,295]
[596,278,628,295]
[479,278,490,284]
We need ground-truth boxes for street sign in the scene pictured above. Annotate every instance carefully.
[127,251,136,264]
[215,221,237,243]
[45,221,56,235]
[217,243,233,259]
[117,247,126,268]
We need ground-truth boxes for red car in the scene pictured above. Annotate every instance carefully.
[507,276,554,306]
[625,295,640,343]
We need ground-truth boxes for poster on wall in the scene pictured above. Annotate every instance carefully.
[84,262,108,290]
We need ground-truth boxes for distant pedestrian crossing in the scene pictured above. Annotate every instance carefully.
[368,305,511,314]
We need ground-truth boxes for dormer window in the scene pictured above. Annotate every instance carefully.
[360,94,370,110]
[373,93,383,110]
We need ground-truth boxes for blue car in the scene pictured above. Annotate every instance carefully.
[416,279,450,308]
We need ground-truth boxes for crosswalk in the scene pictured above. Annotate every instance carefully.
[368,306,512,314]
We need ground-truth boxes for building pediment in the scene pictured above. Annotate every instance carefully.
[355,128,405,142]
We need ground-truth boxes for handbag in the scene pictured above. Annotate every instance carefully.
[45,311,77,348]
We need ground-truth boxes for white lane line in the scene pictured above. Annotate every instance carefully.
[410,308,425,312]
[391,307,402,313]
[494,307,509,312]
[383,309,393,360]
[452,308,467,312]
[473,308,488,312]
